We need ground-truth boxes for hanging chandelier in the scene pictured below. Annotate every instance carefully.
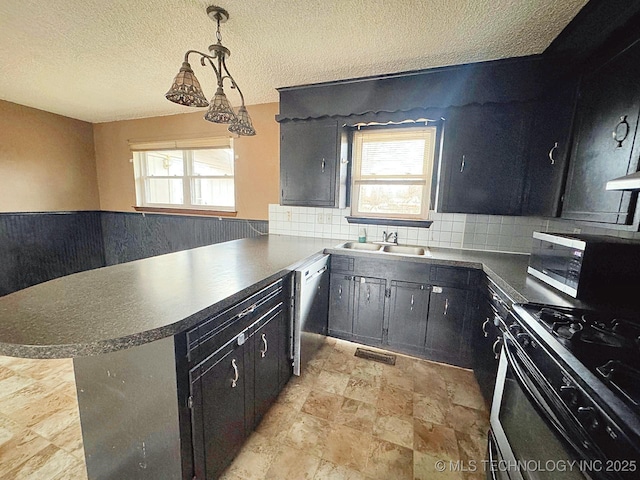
[165,5,256,136]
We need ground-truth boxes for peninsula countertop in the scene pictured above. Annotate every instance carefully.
[0,235,578,359]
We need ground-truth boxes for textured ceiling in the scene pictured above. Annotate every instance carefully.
[0,0,588,123]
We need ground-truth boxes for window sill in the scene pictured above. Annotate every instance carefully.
[133,206,238,217]
[345,216,433,228]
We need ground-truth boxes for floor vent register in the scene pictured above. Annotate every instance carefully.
[354,347,396,365]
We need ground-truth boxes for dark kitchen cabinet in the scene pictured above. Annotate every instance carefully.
[438,103,529,215]
[386,280,431,353]
[328,254,478,367]
[190,334,250,480]
[352,276,386,344]
[562,39,640,226]
[472,276,513,407]
[253,307,286,426]
[183,277,291,480]
[280,118,347,207]
[328,273,385,347]
[521,86,577,217]
[328,273,355,338]
[472,308,500,407]
[425,286,473,367]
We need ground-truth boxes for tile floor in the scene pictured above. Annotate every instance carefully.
[0,355,87,479]
[222,337,489,480]
[0,337,489,480]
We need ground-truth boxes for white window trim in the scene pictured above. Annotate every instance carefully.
[351,127,436,220]
[131,138,236,212]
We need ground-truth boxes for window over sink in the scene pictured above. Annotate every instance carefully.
[351,126,436,220]
[131,137,236,214]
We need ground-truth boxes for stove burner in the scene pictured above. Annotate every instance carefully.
[582,323,632,348]
[553,320,584,340]
[540,307,575,325]
[596,360,640,409]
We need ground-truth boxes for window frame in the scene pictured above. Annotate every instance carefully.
[350,126,437,220]
[131,138,236,213]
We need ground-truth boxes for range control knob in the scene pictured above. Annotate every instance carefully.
[509,323,522,335]
[560,385,579,406]
[516,332,531,347]
[577,406,600,432]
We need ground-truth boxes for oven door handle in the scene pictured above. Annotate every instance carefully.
[502,339,602,466]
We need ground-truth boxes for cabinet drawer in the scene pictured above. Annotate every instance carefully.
[431,266,475,287]
[186,278,285,365]
[331,255,354,272]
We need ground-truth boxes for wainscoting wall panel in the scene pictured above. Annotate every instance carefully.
[0,211,269,296]
[0,211,105,296]
[100,212,268,265]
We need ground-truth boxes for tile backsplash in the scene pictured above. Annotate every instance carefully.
[268,204,640,254]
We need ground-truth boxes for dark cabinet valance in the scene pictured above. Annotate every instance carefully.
[276,55,558,121]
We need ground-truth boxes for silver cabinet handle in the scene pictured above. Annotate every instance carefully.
[321,158,326,173]
[366,286,370,302]
[612,115,630,148]
[338,285,342,298]
[238,304,257,318]
[444,298,449,316]
[460,155,466,173]
[492,338,503,360]
[231,358,239,388]
[260,333,268,358]
[482,318,490,338]
[548,142,558,165]
[410,294,414,311]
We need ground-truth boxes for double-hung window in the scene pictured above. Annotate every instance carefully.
[132,138,235,212]
[351,127,437,220]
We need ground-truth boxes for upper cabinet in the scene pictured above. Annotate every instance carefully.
[521,85,577,217]
[279,118,347,208]
[437,103,529,215]
[561,39,640,227]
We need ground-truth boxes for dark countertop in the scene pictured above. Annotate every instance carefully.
[324,245,583,308]
[0,235,580,359]
[0,236,333,358]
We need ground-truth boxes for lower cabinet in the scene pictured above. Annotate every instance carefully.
[328,273,354,338]
[352,276,386,344]
[182,277,292,480]
[387,281,430,353]
[190,336,250,480]
[253,307,285,425]
[328,274,386,347]
[426,286,473,367]
[328,255,478,367]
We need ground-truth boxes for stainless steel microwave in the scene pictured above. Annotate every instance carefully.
[527,232,640,302]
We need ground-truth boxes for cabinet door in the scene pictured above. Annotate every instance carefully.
[254,307,283,425]
[521,85,577,217]
[280,118,340,206]
[387,281,430,352]
[190,336,248,480]
[328,273,354,336]
[352,276,386,344]
[472,305,501,406]
[425,286,472,367]
[438,104,528,215]
[562,40,640,225]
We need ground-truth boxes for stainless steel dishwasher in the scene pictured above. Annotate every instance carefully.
[292,253,330,376]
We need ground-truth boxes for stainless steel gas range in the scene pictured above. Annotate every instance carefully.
[489,303,640,480]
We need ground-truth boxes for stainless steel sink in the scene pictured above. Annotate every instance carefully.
[337,242,431,257]
[341,242,382,251]
[381,245,428,256]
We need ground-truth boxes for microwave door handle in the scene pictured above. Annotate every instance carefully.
[502,340,597,462]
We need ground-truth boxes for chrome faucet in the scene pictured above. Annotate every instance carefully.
[382,231,398,244]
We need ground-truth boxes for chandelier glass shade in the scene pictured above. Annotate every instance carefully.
[165,5,256,136]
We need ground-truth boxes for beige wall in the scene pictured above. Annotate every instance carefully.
[0,100,99,212]
[93,103,280,220]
